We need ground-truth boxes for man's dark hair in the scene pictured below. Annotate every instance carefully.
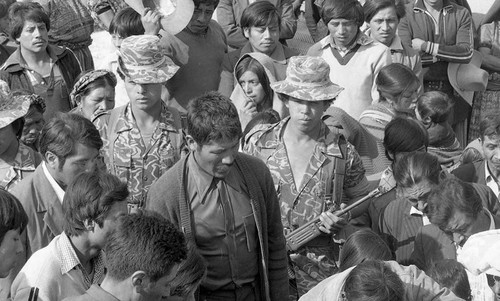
[0,189,27,243]
[320,0,364,27]
[363,0,405,23]
[9,1,50,41]
[108,7,144,38]
[105,212,187,282]
[393,152,442,188]
[384,117,429,161]
[479,113,500,140]
[240,1,281,33]
[344,260,405,301]
[428,259,472,301]
[339,229,393,272]
[39,113,103,166]
[187,91,242,145]
[427,177,483,231]
[193,0,220,9]
[63,170,128,237]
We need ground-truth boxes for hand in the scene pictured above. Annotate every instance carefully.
[319,211,348,234]
[241,98,258,118]
[411,38,426,52]
[142,8,161,36]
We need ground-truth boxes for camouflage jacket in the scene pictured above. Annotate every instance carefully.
[0,142,42,192]
[242,117,367,230]
[94,102,184,206]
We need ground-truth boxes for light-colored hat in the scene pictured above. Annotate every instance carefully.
[457,229,500,277]
[0,89,30,129]
[271,56,344,101]
[118,35,179,84]
[448,50,488,106]
[124,0,194,35]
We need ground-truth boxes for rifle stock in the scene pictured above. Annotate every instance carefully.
[285,188,382,252]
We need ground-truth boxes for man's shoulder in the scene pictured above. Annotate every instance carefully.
[452,160,484,182]
[11,165,44,197]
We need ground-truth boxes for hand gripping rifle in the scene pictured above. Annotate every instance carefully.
[285,187,383,252]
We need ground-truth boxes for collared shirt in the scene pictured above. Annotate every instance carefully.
[364,30,423,84]
[409,206,430,226]
[18,45,72,121]
[243,117,368,230]
[42,161,65,203]
[186,152,258,291]
[58,232,106,288]
[321,31,374,57]
[94,102,183,206]
[0,142,39,192]
[485,162,500,199]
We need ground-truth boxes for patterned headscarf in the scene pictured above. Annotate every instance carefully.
[70,69,117,107]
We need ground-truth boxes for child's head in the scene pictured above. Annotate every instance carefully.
[416,91,453,126]
[166,243,206,300]
[109,7,145,50]
[243,110,280,137]
[0,189,28,278]
[428,259,472,301]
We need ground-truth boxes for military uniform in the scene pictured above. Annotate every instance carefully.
[243,117,369,297]
[0,142,42,192]
[94,102,184,207]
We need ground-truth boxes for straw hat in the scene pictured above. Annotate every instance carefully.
[457,229,500,277]
[271,56,344,101]
[117,35,179,84]
[124,0,194,35]
[448,50,488,105]
[0,89,30,129]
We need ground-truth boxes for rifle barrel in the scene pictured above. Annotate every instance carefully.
[336,188,381,217]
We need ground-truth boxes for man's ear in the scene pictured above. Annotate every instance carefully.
[131,271,148,293]
[45,151,59,170]
[243,27,250,39]
[74,94,82,106]
[186,135,198,152]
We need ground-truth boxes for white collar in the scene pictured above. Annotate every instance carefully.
[42,162,65,203]
[409,206,424,216]
[485,161,499,184]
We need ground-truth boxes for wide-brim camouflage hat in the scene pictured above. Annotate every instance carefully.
[271,56,344,101]
[0,89,30,129]
[118,35,180,84]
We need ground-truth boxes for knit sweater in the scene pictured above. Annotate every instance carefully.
[308,34,391,119]
[146,152,289,301]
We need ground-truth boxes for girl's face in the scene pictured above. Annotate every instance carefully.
[395,82,420,111]
[0,229,23,278]
[78,84,115,119]
[238,71,266,108]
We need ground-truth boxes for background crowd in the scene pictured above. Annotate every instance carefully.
[1,0,500,300]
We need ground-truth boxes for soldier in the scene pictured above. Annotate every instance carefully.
[242,56,371,299]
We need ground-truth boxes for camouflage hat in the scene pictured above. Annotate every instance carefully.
[0,89,30,129]
[271,56,344,101]
[118,35,179,84]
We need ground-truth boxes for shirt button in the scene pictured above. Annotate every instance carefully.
[143,176,148,181]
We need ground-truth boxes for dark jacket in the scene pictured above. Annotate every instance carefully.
[0,44,81,105]
[146,152,289,301]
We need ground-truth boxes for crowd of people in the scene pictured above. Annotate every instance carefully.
[1,0,500,300]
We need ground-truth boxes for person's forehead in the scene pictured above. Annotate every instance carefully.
[401,181,432,198]
[202,139,239,150]
[483,135,500,145]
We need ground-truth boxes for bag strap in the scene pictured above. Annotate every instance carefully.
[331,132,348,208]
[106,107,122,175]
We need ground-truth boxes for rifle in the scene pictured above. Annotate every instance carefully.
[285,187,383,252]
